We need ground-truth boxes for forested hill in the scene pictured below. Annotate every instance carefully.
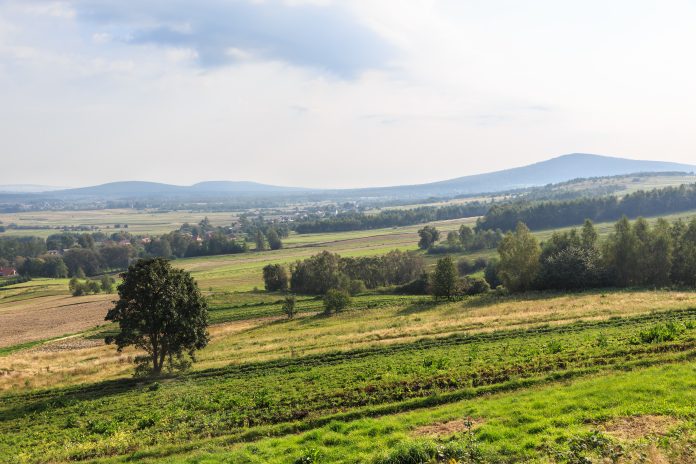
[477,183,696,231]
[7,154,695,203]
[354,153,696,198]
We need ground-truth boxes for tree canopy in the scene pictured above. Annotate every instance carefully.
[105,258,209,375]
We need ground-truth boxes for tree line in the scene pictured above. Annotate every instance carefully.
[293,203,490,234]
[262,250,425,295]
[417,224,503,253]
[477,183,696,232]
[488,216,696,292]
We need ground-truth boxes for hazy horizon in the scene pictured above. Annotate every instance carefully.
[2,1,695,188]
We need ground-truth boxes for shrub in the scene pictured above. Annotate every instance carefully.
[323,288,351,314]
[282,295,296,319]
[348,279,366,296]
[484,258,502,288]
[263,264,289,292]
[635,322,686,344]
[463,277,490,295]
[100,275,115,293]
[394,272,430,295]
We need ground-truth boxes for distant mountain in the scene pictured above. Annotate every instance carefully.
[363,153,696,197]
[10,153,696,202]
[53,180,304,199]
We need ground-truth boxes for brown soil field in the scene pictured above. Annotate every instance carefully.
[0,294,113,348]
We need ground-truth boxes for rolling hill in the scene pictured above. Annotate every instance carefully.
[14,153,696,201]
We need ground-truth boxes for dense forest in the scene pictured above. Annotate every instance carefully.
[477,183,696,231]
[488,217,696,293]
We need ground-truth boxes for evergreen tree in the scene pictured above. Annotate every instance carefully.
[431,255,459,300]
[255,230,268,251]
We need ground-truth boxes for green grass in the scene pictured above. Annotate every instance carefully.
[1,305,694,463]
[4,207,696,463]
[177,361,696,464]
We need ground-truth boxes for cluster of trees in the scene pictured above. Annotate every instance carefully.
[417,225,503,253]
[489,217,696,292]
[69,275,115,296]
[477,183,696,232]
[294,203,490,234]
[147,230,247,259]
[238,215,290,241]
[430,256,491,300]
[262,250,425,295]
[253,228,283,251]
[0,233,135,278]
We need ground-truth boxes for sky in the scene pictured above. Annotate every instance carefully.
[1,0,695,189]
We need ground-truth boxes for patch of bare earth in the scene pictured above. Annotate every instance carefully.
[412,418,484,438]
[30,337,104,353]
[0,295,112,348]
[600,415,680,441]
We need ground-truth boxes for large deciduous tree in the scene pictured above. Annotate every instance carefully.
[105,258,209,375]
[497,222,541,292]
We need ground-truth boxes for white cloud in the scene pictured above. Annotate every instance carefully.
[1,0,695,188]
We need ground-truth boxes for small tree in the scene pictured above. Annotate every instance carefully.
[100,275,115,293]
[105,258,209,375]
[266,228,283,250]
[69,277,84,296]
[255,230,268,251]
[323,288,351,314]
[418,226,440,250]
[459,225,474,248]
[431,256,459,300]
[282,294,296,319]
[262,264,289,292]
[86,279,101,294]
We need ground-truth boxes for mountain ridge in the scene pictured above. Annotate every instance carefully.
[22,153,696,200]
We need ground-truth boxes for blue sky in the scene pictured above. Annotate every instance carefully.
[1,0,695,188]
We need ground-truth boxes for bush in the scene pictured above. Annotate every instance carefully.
[484,259,502,288]
[462,277,490,295]
[323,289,351,314]
[0,275,31,288]
[394,272,430,295]
[282,295,296,319]
[263,264,289,292]
[69,277,102,297]
[100,275,115,293]
[348,279,366,296]
[635,322,686,344]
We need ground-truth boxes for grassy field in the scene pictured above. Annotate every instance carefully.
[2,212,696,463]
[0,288,694,462]
[0,210,239,238]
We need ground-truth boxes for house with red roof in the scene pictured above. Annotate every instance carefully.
[0,267,17,277]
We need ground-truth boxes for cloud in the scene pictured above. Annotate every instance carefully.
[68,0,394,77]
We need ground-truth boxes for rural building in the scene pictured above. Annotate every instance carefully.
[0,267,17,277]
